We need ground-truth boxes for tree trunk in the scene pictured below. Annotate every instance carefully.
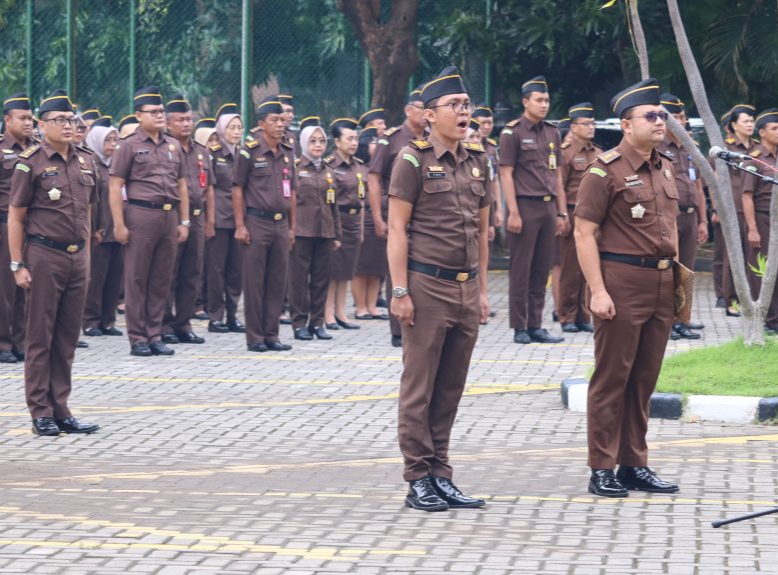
[627,0,650,79]
[338,0,419,124]
[665,0,766,344]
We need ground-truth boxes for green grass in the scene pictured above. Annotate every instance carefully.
[656,337,778,397]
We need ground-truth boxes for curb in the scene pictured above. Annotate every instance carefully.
[561,377,778,423]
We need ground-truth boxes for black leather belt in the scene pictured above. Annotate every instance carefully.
[246,207,287,221]
[408,259,478,282]
[27,235,85,254]
[517,195,554,202]
[678,205,696,214]
[756,209,771,215]
[600,252,674,270]
[339,205,362,215]
[567,204,576,211]
[0,211,7,224]
[128,199,179,211]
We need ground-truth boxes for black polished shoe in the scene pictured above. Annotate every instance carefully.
[32,417,60,436]
[588,469,629,498]
[83,327,103,337]
[669,330,681,341]
[228,320,246,333]
[616,466,679,493]
[294,327,313,341]
[149,341,175,356]
[373,313,391,320]
[192,310,209,321]
[726,304,741,317]
[513,329,531,344]
[12,348,24,361]
[528,327,564,343]
[279,313,292,325]
[673,322,701,340]
[100,326,123,336]
[561,323,580,333]
[208,320,230,333]
[176,331,205,344]
[56,416,100,434]
[686,321,705,330]
[265,340,292,351]
[715,296,727,309]
[391,335,402,348]
[247,342,268,352]
[552,310,559,323]
[310,325,333,340]
[325,322,340,330]
[430,476,485,508]
[405,476,449,512]
[161,333,179,344]
[335,317,361,330]
[0,350,18,364]
[77,340,89,348]
[489,310,497,317]
[130,343,153,357]
[575,322,594,333]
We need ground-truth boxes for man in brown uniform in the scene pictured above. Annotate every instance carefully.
[161,95,214,345]
[233,98,297,352]
[8,89,100,436]
[711,110,733,309]
[277,94,299,154]
[0,93,35,363]
[500,76,568,344]
[575,79,680,498]
[558,102,600,334]
[109,87,190,357]
[370,90,427,346]
[389,67,491,512]
[658,94,707,339]
[358,108,387,138]
[743,109,778,333]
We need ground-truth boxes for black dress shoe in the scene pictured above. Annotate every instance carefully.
[686,321,704,330]
[335,317,361,330]
[130,343,153,357]
[208,320,230,333]
[12,348,24,361]
[489,310,496,317]
[325,322,340,330]
[552,310,559,323]
[430,476,485,508]
[405,476,449,512]
[56,416,100,434]
[32,417,60,436]
[294,327,313,340]
[588,469,629,498]
[673,322,701,339]
[192,310,209,320]
[373,313,390,320]
[265,340,292,351]
[77,340,89,348]
[575,322,594,333]
[669,330,681,341]
[561,323,580,333]
[513,329,531,344]
[715,296,727,309]
[247,342,268,352]
[617,466,679,493]
[161,333,179,344]
[279,313,292,325]
[354,313,374,320]
[528,327,564,343]
[100,326,123,336]
[176,331,205,344]
[391,335,402,348]
[228,320,246,333]
[0,350,18,364]
[149,341,175,356]
[83,327,103,337]
[726,306,741,317]
[310,325,333,340]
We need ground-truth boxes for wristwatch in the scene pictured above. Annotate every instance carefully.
[557,212,568,218]
[392,286,409,298]
[180,220,191,228]
[10,261,25,272]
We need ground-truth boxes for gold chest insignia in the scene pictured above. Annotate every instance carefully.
[664,169,672,180]
[631,203,646,219]
[472,167,480,178]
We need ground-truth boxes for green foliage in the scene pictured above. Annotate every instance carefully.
[749,252,768,279]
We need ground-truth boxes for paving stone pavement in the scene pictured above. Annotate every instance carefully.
[0,271,776,575]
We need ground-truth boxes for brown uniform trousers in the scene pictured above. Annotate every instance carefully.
[290,237,331,329]
[747,211,778,326]
[206,228,242,324]
[723,212,749,303]
[676,210,698,269]
[82,240,123,331]
[163,213,204,334]
[0,219,26,352]
[558,212,590,325]
[712,222,725,299]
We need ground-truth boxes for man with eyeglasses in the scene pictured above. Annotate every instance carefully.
[0,93,35,364]
[109,86,190,357]
[160,95,215,346]
[557,102,600,334]
[574,78,680,498]
[500,76,569,345]
[7,89,100,436]
[388,66,491,512]
[369,86,427,347]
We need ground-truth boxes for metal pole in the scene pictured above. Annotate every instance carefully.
[25,0,33,98]
[362,56,371,107]
[66,0,75,98]
[484,0,492,105]
[129,0,136,111]
[240,0,252,135]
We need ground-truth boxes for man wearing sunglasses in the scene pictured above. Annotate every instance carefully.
[7,89,100,436]
[574,79,680,498]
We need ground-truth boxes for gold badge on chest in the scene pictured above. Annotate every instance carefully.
[631,203,646,219]
[472,167,480,178]
[664,169,672,180]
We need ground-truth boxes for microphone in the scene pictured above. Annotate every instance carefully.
[709,146,752,162]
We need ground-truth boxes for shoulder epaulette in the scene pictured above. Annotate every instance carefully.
[383,126,400,137]
[543,120,558,128]
[751,149,762,158]
[209,143,222,153]
[249,126,260,134]
[409,139,432,150]
[561,142,570,149]
[280,141,293,150]
[245,139,259,149]
[354,156,364,164]
[119,132,134,140]
[18,144,40,159]
[597,149,621,165]
[487,137,497,146]
[725,138,735,145]
[463,142,485,153]
[323,155,334,165]
[506,119,520,128]
[657,149,674,161]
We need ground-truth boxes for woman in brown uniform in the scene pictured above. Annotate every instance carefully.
[324,118,366,330]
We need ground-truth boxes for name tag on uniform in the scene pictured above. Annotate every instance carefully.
[42,169,59,178]
[136,149,151,156]
[521,139,535,145]
[574,157,586,163]
[298,171,310,178]
[3,152,17,160]
[625,180,644,188]
[334,169,346,175]
[254,161,268,169]
[427,171,446,179]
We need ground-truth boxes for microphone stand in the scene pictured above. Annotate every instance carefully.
[719,156,778,186]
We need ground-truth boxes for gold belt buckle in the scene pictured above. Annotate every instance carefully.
[192,208,202,216]
[657,259,670,270]
[349,208,357,215]
[543,195,552,202]
[162,203,173,211]
[273,213,283,221]
[455,272,469,282]
[66,244,78,253]
[686,207,695,214]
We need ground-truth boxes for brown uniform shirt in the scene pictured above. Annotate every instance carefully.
[0,133,34,213]
[177,138,213,212]
[209,143,237,228]
[657,137,699,210]
[232,135,297,214]
[94,159,119,242]
[388,134,493,270]
[294,157,342,240]
[743,143,777,213]
[10,141,98,243]
[325,152,368,210]
[576,138,679,258]
[370,121,418,213]
[725,137,760,213]
[499,116,561,197]
[110,127,185,202]
[560,139,601,206]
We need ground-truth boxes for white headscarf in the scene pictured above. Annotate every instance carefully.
[216,113,241,155]
[194,126,216,148]
[85,126,118,166]
[300,126,327,169]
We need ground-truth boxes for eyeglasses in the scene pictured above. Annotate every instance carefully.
[139,108,165,117]
[629,111,668,123]
[428,102,474,114]
[104,136,118,143]
[45,117,79,126]
[309,138,327,145]
[573,121,596,127]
